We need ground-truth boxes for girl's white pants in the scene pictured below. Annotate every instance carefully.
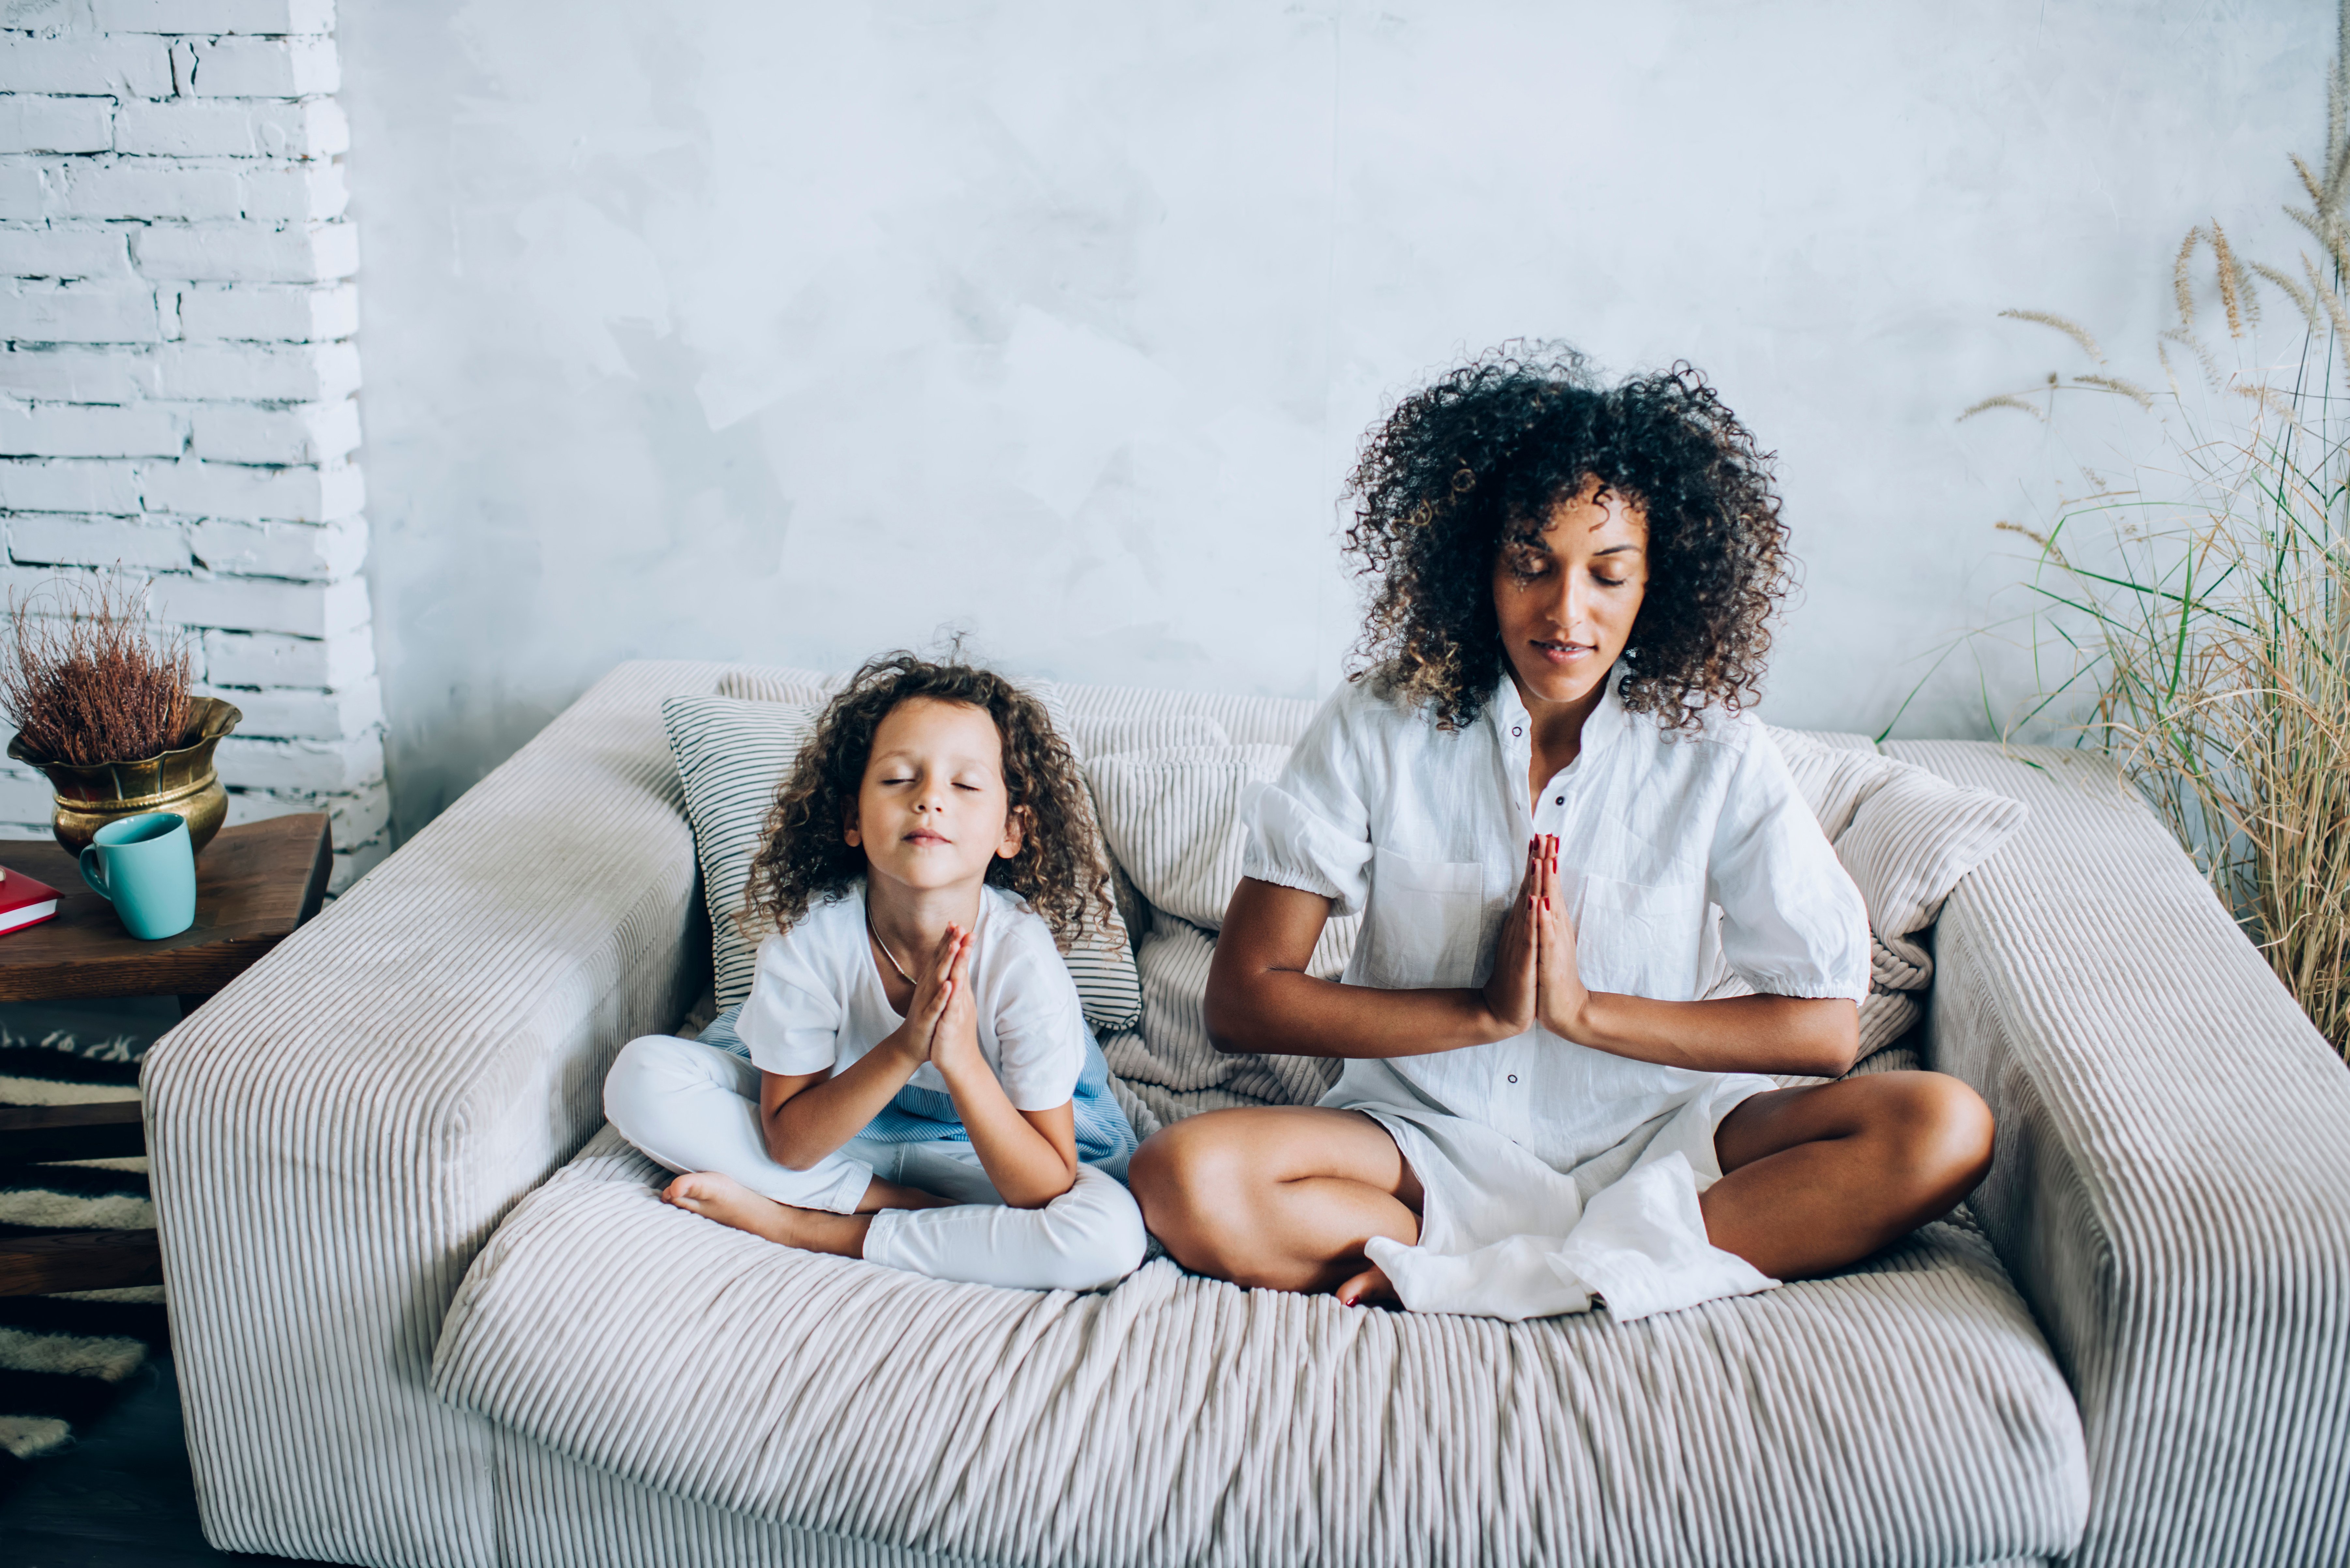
[603,1034,1147,1293]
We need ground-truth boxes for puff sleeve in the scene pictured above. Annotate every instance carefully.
[1240,685,1376,916]
[1705,727,1872,1004]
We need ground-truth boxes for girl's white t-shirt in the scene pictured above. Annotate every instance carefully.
[737,882,1087,1112]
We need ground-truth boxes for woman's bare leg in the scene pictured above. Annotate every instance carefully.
[1705,1069,1994,1279]
[1127,1107,1423,1302]
[1136,1073,1989,1302]
[662,1171,953,1259]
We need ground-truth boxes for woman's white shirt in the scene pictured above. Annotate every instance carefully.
[738,882,1087,1112]
[1241,667,1871,1170]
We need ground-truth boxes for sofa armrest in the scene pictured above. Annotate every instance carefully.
[1886,740,2350,1568]
[144,659,727,1565]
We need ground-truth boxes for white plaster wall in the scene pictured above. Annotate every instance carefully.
[337,0,2331,837]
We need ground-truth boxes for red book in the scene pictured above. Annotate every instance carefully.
[0,866,62,936]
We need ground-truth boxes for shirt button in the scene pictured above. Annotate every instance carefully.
[1512,726,1523,737]
[1554,795,1563,804]
[1507,1074,1519,1084]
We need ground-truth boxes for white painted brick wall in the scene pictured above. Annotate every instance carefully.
[0,345,159,399]
[0,281,161,340]
[175,279,349,339]
[0,95,114,154]
[0,0,385,888]
[0,223,133,277]
[114,94,345,158]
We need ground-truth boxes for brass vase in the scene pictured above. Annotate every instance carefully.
[8,697,242,856]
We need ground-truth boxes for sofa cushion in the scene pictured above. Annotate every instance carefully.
[1769,731,2028,1055]
[1109,919,1344,1122]
[1037,679,1320,753]
[1082,743,1291,931]
[433,1127,2088,1567]
[717,664,837,705]
[661,694,1145,1034]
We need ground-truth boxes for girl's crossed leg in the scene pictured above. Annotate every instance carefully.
[605,1033,1147,1293]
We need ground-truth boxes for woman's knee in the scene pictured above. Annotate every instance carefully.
[1127,1116,1264,1275]
[1129,1117,1251,1224]
[1867,1070,1995,1201]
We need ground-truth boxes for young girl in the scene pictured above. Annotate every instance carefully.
[603,653,1146,1293]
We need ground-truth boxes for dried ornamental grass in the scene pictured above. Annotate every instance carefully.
[0,576,194,768]
[1960,0,2350,1059]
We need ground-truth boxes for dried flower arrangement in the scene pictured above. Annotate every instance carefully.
[1956,7,2350,1059]
[0,574,195,767]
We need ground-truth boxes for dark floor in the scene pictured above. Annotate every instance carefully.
[0,1354,334,1568]
[1,997,336,1567]
[0,993,182,1057]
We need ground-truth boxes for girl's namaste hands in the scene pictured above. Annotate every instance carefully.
[903,924,984,1078]
[1479,834,1592,1043]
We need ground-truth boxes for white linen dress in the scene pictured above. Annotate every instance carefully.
[1241,667,1872,1322]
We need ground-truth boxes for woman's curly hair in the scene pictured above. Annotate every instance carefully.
[739,652,1113,951]
[1343,341,1791,731]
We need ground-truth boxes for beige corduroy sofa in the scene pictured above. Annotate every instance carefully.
[144,661,2350,1568]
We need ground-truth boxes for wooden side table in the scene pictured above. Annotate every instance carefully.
[0,812,332,1296]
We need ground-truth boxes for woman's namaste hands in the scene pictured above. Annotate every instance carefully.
[1479,834,1593,1043]
[1480,836,1546,1036]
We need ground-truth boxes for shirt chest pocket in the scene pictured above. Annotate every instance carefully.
[1356,847,1494,990]
[1574,873,1708,1001]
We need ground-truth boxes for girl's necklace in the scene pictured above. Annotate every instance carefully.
[866,906,917,986]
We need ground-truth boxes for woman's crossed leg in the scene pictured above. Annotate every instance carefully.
[1129,1070,1992,1304]
[1130,1106,1423,1299]
[1704,1069,1993,1278]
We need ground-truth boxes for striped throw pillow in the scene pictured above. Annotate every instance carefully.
[1082,744,1294,932]
[662,697,818,1012]
[1772,730,2029,1057]
[660,695,1144,1033]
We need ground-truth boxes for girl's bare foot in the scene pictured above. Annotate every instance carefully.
[662,1171,872,1259]
[1334,1262,1400,1308]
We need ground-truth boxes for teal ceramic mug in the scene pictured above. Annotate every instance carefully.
[78,811,197,940]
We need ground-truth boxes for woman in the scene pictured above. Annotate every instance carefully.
[1127,346,1993,1320]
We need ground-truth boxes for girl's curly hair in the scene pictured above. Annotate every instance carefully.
[1344,341,1791,731]
[740,652,1113,951]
